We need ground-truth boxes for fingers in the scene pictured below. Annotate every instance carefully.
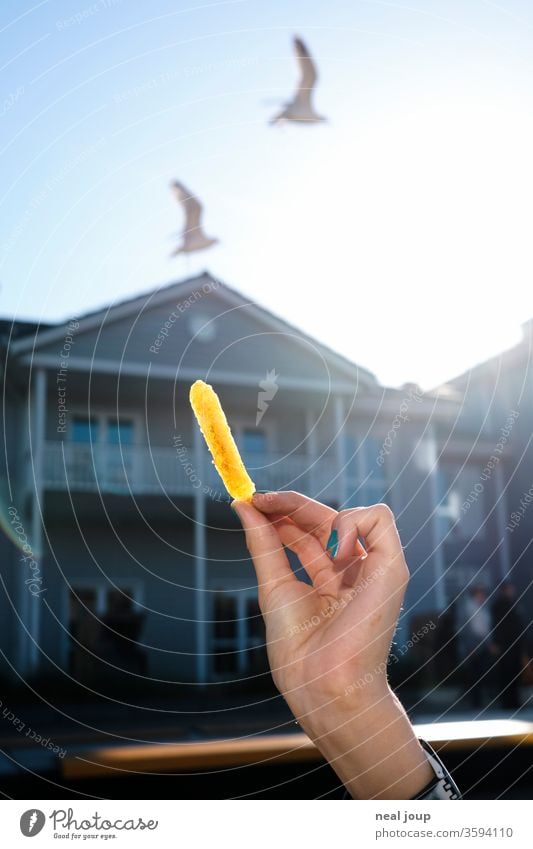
[331,504,405,565]
[271,515,338,594]
[253,494,406,578]
[231,501,296,608]
[252,491,335,545]
[330,512,367,563]
[254,491,363,562]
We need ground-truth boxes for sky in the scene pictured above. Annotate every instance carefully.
[1,0,533,388]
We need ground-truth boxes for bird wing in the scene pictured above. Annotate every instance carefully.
[269,106,289,125]
[171,181,203,231]
[293,36,317,102]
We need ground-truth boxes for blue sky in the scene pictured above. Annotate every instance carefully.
[2,0,533,387]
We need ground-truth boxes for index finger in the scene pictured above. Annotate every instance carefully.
[252,490,335,546]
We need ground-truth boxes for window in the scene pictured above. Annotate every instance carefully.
[66,584,144,678]
[438,463,486,541]
[107,418,134,445]
[69,417,99,484]
[343,433,387,507]
[106,418,135,486]
[68,415,136,488]
[241,428,267,454]
[212,594,239,675]
[210,590,267,679]
[237,427,269,487]
[69,415,135,444]
[72,416,99,443]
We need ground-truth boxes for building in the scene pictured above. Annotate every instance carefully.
[440,319,533,618]
[0,273,520,687]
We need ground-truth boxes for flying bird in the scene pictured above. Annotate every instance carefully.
[169,181,219,256]
[270,36,326,125]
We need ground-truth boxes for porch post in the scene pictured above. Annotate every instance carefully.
[192,413,208,684]
[427,427,446,611]
[334,394,347,507]
[305,408,318,498]
[494,463,511,580]
[28,367,47,672]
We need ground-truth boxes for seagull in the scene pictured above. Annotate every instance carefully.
[169,181,219,256]
[270,36,326,125]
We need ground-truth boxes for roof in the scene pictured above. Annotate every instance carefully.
[435,320,532,393]
[8,271,379,387]
[0,318,54,345]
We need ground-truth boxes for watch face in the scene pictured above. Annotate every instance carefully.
[189,312,215,342]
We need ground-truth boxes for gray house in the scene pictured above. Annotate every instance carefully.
[440,319,533,618]
[0,273,518,686]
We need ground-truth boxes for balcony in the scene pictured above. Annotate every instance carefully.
[42,441,331,499]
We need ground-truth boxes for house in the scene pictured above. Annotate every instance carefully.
[0,272,519,687]
[439,319,533,619]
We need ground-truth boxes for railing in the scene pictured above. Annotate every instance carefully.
[42,441,330,498]
[43,441,187,495]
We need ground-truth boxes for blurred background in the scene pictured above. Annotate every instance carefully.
[1,0,533,799]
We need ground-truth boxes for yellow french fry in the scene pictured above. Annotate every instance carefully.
[189,380,256,502]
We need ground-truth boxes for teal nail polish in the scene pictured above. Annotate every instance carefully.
[327,529,339,559]
[255,489,270,494]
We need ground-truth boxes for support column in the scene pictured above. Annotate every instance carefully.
[356,432,366,505]
[28,367,46,673]
[192,414,208,685]
[427,427,446,612]
[334,395,347,507]
[487,403,512,583]
[305,408,318,498]
[494,463,511,581]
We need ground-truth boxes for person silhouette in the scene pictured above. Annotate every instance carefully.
[491,582,526,710]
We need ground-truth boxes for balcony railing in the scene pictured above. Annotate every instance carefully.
[42,441,331,498]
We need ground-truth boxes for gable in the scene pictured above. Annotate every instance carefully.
[14,274,375,391]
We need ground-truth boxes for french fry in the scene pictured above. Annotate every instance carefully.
[189,380,256,502]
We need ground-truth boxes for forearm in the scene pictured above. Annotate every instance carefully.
[298,686,434,799]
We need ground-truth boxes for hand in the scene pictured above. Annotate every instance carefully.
[233,492,404,716]
[232,491,434,799]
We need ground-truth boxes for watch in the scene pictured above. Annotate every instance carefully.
[411,738,462,800]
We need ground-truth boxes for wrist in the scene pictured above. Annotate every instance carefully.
[299,682,397,748]
[295,678,393,742]
[297,685,434,799]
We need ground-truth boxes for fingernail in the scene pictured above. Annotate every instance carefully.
[254,490,271,494]
[327,529,339,559]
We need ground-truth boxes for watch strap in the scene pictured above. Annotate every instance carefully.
[411,738,462,800]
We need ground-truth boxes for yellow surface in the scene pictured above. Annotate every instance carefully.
[189,380,255,502]
[62,719,533,779]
